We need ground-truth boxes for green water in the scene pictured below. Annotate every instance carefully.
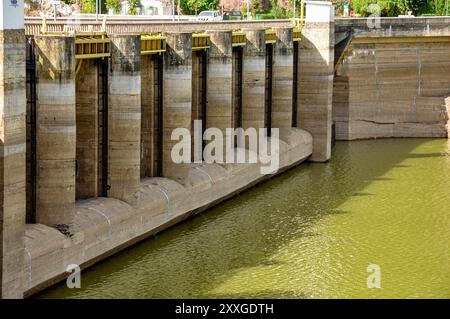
[38,139,450,299]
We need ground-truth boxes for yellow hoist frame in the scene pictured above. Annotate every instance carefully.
[192,33,211,51]
[141,34,166,55]
[265,29,277,44]
[39,16,302,60]
[232,31,246,47]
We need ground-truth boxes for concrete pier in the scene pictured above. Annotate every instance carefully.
[76,59,98,199]
[206,31,233,134]
[0,1,26,299]
[298,1,334,162]
[163,32,192,180]
[108,35,141,205]
[272,27,294,136]
[35,35,76,226]
[242,29,266,130]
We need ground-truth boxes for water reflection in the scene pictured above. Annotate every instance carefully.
[37,139,450,299]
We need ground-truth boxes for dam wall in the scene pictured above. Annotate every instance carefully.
[0,2,335,298]
[3,5,450,298]
[334,38,450,140]
[333,17,450,140]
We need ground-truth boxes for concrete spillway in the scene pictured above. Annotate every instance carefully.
[1,2,450,298]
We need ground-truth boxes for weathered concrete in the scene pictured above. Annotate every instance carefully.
[162,32,192,180]
[7,9,450,299]
[298,2,334,162]
[335,17,450,41]
[76,59,98,199]
[334,39,450,139]
[108,35,141,205]
[0,26,26,298]
[242,29,266,130]
[35,35,76,226]
[23,128,312,296]
[206,31,233,134]
[272,27,294,137]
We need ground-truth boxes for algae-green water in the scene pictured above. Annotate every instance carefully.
[37,139,450,298]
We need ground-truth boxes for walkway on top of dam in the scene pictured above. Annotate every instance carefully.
[25,16,450,37]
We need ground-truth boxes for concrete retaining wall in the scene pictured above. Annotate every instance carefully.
[334,39,450,140]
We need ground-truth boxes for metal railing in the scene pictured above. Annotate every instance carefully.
[25,16,295,36]
[34,16,304,58]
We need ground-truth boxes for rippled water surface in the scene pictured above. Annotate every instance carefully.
[38,139,450,298]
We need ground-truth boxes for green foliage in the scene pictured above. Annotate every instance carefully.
[259,12,275,19]
[64,0,76,4]
[351,0,403,17]
[128,0,142,14]
[179,0,219,15]
[429,0,449,15]
[81,0,96,13]
[270,0,288,19]
[242,2,248,18]
[106,0,121,13]
[352,0,438,17]
[403,0,431,15]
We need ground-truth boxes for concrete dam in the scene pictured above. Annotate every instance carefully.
[1,2,450,298]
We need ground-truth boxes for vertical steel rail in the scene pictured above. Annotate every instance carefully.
[153,54,164,177]
[26,37,37,223]
[265,44,273,137]
[98,58,109,196]
[292,41,299,128]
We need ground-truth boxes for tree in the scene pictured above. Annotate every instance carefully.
[352,0,404,17]
[252,0,264,15]
[179,0,219,15]
[128,0,142,15]
[431,0,449,15]
[402,0,430,15]
[352,0,435,17]
[106,0,122,13]
[270,0,288,18]
[81,0,96,13]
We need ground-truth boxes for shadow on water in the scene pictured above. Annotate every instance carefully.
[36,138,446,298]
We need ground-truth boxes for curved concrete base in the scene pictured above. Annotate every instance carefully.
[23,128,312,296]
